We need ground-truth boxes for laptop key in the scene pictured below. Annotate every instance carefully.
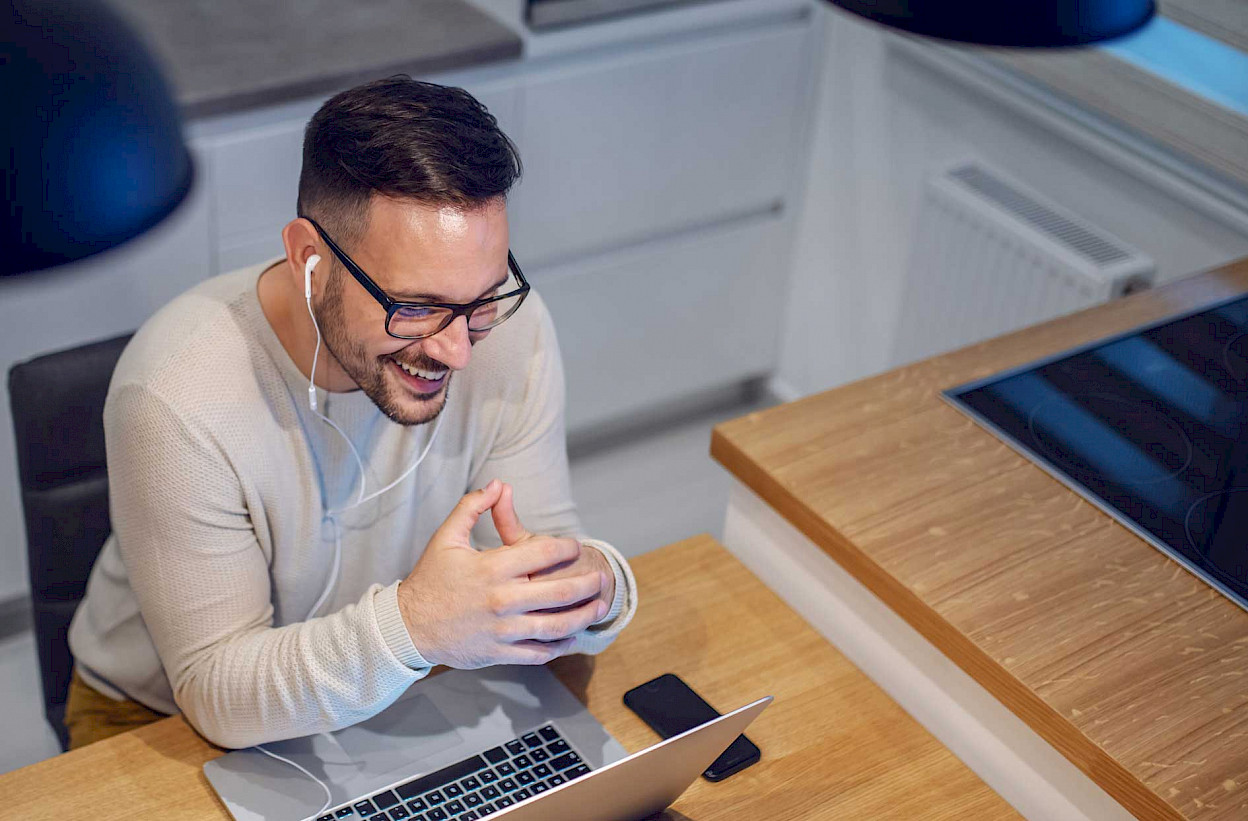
[546,739,570,755]
[463,793,483,807]
[521,733,542,749]
[337,810,355,818]
[426,809,448,821]
[481,785,501,800]
[446,800,465,814]
[389,808,410,820]
[547,774,566,788]
[495,796,514,809]
[396,756,488,800]
[406,798,427,812]
[512,754,532,769]
[426,791,445,806]
[530,748,549,762]
[496,762,515,776]
[538,725,560,742]
[483,746,507,764]
[505,740,525,756]
[460,776,481,791]
[373,791,401,810]
[478,770,498,784]
[444,784,463,798]
[550,752,582,771]
[516,771,535,786]
[529,782,549,795]
[458,814,478,821]
[477,804,496,816]
[319,815,335,821]
[513,788,531,801]
[499,778,518,792]
[355,800,378,816]
[566,764,591,779]
[532,764,552,778]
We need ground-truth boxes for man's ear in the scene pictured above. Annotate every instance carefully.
[281,217,322,295]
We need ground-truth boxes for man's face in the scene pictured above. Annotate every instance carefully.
[314,195,511,426]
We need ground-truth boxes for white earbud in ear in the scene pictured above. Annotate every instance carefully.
[304,254,321,299]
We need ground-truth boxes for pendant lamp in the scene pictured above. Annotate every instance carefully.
[2,0,194,277]
[827,0,1156,47]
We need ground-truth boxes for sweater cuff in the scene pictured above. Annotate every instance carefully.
[586,540,628,627]
[373,581,433,671]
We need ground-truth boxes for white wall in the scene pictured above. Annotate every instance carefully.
[775,8,1248,399]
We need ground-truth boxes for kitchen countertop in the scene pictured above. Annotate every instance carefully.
[111,0,523,120]
[712,256,1248,820]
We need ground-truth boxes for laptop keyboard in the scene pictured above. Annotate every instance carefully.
[315,724,592,821]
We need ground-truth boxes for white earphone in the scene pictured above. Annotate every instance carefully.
[298,249,444,621]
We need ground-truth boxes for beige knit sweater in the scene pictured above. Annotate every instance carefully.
[67,261,636,749]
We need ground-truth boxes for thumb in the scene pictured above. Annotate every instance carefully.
[435,479,504,547]
[492,482,530,545]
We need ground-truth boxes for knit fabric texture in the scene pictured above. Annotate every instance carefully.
[67,260,637,749]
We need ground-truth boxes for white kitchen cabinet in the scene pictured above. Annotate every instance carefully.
[508,17,812,267]
[535,212,787,431]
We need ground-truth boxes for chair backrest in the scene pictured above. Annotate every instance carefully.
[7,333,132,750]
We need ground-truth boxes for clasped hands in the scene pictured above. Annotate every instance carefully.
[397,479,615,669]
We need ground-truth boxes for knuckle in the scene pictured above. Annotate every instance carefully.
[485,589,507,616]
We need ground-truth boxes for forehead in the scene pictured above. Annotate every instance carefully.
[351,195,510,301]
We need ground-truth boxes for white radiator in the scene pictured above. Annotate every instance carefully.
[891,162,1156,366]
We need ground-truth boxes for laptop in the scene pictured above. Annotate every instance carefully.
[204,665,771,821]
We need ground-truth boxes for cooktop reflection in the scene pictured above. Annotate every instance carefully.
[944,293,1248,613]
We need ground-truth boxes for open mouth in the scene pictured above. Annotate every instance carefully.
[389,358,448,397]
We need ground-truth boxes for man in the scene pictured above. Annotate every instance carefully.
[64,76,637,750]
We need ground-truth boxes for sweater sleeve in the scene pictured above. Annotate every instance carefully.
[469,296,638,648]
[106,384,429,749]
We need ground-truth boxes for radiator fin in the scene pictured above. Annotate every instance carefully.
[949,164,1131,266]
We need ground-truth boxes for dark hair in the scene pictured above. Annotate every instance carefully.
[297,75,522,245]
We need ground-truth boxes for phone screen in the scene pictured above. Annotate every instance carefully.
[622,673,760,781]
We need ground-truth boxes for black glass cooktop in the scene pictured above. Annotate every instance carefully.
[945,293,1248,613]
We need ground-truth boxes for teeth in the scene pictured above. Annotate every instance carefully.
[397,361,446,381]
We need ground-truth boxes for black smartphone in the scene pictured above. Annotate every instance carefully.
[622,673,761,781]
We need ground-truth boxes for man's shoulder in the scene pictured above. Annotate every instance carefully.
[109,262,279,414]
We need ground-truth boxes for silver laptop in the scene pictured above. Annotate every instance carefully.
[204,665,771,821]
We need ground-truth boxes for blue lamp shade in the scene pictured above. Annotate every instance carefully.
[2,0,194,277]
[827,0,1156,47]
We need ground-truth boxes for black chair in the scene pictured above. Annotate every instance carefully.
[8,333,133,750]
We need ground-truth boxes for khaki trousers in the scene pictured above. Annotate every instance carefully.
[64,667,167,750]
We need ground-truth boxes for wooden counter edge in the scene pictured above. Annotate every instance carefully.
[710,421,1180,821]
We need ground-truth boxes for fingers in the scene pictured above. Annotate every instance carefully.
[434,480,504,546]
[504,638,576,665]
[489,571,605,615]
[498,598,604,643]
[495,537,582,578]
[491,482,530,546]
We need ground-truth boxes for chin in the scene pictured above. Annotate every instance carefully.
[381,378,449,427]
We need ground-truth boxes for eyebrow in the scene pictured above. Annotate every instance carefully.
[389,273,511,304]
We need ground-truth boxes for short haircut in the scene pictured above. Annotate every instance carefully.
[297,75,522,246]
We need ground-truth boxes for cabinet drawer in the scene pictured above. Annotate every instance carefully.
[536,214,785,432]
[509,20,810,268]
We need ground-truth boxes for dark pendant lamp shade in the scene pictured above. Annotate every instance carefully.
[2,0,194,277]
[827,0,1156,47]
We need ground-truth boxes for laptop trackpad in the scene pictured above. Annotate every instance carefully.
[334,693,462,777]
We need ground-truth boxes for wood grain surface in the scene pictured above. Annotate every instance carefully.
[712,258,1248,820]
[0,535,1016,820]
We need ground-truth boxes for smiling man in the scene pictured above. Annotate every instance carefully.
[64,76,637,750]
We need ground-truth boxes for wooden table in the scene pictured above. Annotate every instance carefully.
[0,535,1017,820]
[712,258,1248,820]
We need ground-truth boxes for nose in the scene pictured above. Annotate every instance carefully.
[423,315,472,371]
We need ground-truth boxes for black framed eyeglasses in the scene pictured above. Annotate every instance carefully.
[303,216,530,340]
